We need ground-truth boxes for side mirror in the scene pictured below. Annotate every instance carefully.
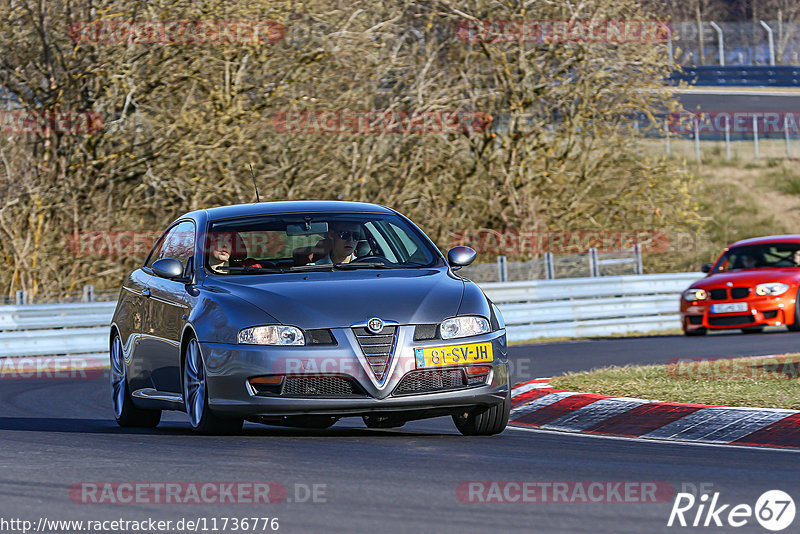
[447,246,477,270]
[701,263,712,273]
[152,258,185,279]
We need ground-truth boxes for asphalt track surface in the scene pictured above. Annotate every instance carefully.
[2,332,800,534]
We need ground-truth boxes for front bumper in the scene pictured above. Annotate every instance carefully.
[681,294,795,331]
[199,327,509,418]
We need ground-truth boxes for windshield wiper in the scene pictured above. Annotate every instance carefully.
[286,264,336,272]
[214,266,285,273]
[334,262,394,269]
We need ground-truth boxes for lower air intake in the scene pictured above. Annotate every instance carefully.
[393,369,466,395]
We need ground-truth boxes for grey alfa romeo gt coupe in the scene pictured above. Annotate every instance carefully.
[110,201,510,434]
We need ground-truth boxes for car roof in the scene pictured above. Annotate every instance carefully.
[729,235,800,248]
[185,201,395,222]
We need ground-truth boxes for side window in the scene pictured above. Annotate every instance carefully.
[146,221,195,272]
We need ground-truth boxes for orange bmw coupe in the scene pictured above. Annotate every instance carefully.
[681,235,800,336]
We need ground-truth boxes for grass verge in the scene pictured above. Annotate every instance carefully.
[549,354,800,410]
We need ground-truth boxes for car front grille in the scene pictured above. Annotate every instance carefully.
[763,310,779,319]
[393,369,473,395]
[708,314,756,326]
[352,326,397,381]
[281,376,362,396]
[708,289,727,300]
[687,315,703,325]
[731,287,750,299]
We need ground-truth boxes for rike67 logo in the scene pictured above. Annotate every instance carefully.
[668,490,795,531]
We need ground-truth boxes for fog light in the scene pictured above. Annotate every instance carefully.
[464,365,491,385]
[249,375,284,395]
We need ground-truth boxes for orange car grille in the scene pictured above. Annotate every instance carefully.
[708,288,750,300]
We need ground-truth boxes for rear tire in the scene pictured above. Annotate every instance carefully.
[183,337,243,435]
[110,334,161,428]
[452,395,510,436]
[683,328,707,337]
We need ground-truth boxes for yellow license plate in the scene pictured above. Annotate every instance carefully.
[414,342,494,368]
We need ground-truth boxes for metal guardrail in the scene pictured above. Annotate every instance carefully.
[481,272,703,342]
[0,273,704,357]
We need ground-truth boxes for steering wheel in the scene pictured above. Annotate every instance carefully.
[351,255,390,264]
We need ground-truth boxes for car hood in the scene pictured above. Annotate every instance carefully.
[693,268,800,288]
[203,268,465,329]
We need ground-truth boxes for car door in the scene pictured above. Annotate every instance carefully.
[141,220,196,393]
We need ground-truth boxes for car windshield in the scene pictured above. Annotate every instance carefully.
[204,212,443,275]
[713,243,800,273]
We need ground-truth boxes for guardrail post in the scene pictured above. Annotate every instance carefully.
[497,256,508,282]
[753,115,760,158]
[82,285,95,302]
[760,21,776,66]
[15,290,26,305]
[544,252,555,280]
[725,115,731,160]
[693,118,701,163]
[634,244,643,275]
[708,21,725,66]
[785,115,791,159]
[589,248,599,277]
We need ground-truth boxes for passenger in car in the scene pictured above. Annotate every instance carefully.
[207,232,233,273]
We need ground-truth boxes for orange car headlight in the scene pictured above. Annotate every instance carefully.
[683,288,708,301]
[755,283,790,296]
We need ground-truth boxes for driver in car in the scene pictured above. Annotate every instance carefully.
[311,222,360,265]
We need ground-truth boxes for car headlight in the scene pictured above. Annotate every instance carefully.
[238,325,305,345]
[440,316,490,340]
[683,288,708,301]
[755,283,790,296]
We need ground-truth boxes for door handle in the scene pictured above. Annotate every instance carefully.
[142,288,151,298]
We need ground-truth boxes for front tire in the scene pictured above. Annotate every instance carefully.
[110,334,161,428]
[183,338,243,435]
[788,289,800,331]
[741,326,764,334]
[453,395,510,436]
[684,328,707,337]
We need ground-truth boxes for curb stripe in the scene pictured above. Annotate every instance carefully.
[585,403,706,436]
[542,398,648,432]
[641,407,784,441]
[698,411,795,444]
[510,388,558,409]
[733,413,800,447]
[513,394,607,427]
[510,391,579,418]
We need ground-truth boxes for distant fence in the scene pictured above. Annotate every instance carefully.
[0,272,703,358]
[481,272,703,342]
[458,248,643,283]
[670,65,800,87]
